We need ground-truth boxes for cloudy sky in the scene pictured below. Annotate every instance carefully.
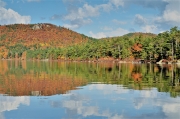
[0,0,180,38]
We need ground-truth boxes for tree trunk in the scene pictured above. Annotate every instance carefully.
[172,40,174,61]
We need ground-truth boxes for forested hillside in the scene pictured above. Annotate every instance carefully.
[0,23,91,59]
[0,23,180,62]
[49,26,179,62]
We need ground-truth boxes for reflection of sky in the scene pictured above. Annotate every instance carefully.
[1,84,180,119]
[59,84,180,119]
[0,95,30,118]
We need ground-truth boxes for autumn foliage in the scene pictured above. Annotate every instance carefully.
[0,23,88,59]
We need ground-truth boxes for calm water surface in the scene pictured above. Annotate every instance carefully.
[0,60,180,119]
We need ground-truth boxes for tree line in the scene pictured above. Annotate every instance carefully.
[5,26,180,61]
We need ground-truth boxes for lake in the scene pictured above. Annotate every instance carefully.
[0,60,180,119]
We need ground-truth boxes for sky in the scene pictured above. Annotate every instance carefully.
[0,0,180,38]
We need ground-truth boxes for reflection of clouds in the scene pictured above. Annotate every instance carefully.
[163,103,179,113]
[133,98,144,109]
[0,113,5,119]
[0,95,30,113]
[49,84,180,119]
[133,89,158,109]
[62,93,101,117]
[110,114,124,119]
[111,97,126,101]
[156,99,180,119]
[62,100,123,118]
[132,89,180,119]
[61,93,125,118]
[89,84,129,95]
[134,99,180,119]
[92,85,180,118]
[63,100,83,110]
[140,89,157,98]
[78,106,99,117]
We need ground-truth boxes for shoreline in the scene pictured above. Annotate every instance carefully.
[1,58,179,64]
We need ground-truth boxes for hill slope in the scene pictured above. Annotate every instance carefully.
[101,32,156,40]
[0,23,89,47]
[0,23,90,59]
[0,24,179,61]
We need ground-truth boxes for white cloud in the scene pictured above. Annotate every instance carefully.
[27,0,40,2]
[163,10,180,24]
[112,19,127,25]
[60,0,179,33]
[63,18,92,29]
[133,14,160,34]
[0,5,31,25]
[141,25,158,33]
[107,28,129,37]
[103,26,113,31]
[0,0,6,7]
[63,4,100,21]
[155,0,180,26]
[90,27,129,38]
[61,0,124,29]
[60,3,101,29]
[131,0,180,31]
[50,14,61,20]
[97,3,113,12]
[89,31,106,39]
[133,0,167,11]
[134,14,147,26]
[62,0,82,3]
[109,0,124,8]
[64,24,80,29]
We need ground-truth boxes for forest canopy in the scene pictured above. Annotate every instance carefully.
[0,24,180,62]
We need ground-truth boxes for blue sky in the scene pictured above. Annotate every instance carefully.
[0,0,180,38]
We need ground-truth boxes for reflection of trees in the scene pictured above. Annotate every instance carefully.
[0,61,87,96]
[0,60,180,97]
[0,76,87,96]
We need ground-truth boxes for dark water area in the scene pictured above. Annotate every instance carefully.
[0,60,180,119]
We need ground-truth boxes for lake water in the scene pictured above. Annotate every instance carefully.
[0,60,180,119]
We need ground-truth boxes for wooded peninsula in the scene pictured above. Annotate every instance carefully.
[0,23,180,63]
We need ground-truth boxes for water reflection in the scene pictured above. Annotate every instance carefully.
[0,95,29,119]
[0,60,180,119]
[0,60,180,96]
[49,84,180,119]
